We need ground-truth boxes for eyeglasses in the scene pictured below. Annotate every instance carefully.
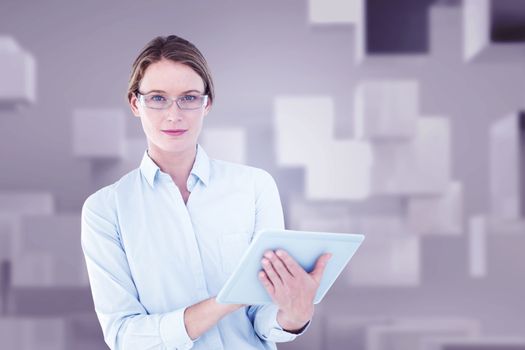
[136,91,209,110]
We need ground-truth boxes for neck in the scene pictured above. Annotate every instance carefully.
[147,143,197,186]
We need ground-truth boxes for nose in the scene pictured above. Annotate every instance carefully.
[165,103,183,122]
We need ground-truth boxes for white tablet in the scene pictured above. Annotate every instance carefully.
[216,229,365,305]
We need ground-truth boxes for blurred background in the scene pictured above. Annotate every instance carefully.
[1,0,525,349]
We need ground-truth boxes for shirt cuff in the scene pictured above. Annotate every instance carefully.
[159,307,194,350]
[254,304,309,343]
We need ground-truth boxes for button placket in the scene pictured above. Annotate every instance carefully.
[167,180,209,299]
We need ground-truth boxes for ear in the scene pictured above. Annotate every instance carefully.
[129,93,141,118]
[203,98,212,117]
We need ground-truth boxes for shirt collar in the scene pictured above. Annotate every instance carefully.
[140,144,210,189]
[191,144,210,187]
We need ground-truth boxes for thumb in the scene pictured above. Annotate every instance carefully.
[310,253,332,284]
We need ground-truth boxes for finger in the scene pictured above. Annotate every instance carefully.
[264,251,293,281]
[262,258,283,287]
[259,271,275,296]
[275,250,303,277]
[310,253,332,284]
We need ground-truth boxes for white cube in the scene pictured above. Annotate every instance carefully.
[306,140,373,200]
[354,80,419,140]
[348,217,420,287]
[73,108,126,158]
[274,96,335,167]
[463,0,491,61]
[489,112,524,221]
[370,117,451,196]
[463,0,525,62]
[286,198,360,233]
[308,0,364,24]
[407,182,463,235]
[0,36,36,106]
[200,127,246,164]
[91,137,146,188]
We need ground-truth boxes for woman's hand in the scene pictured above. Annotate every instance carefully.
[258,250,332,332]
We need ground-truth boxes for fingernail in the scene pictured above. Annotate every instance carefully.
[276,250,284,257]
[264,251,273,259]
[261,258,269,265]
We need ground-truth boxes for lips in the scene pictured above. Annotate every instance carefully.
[162,129,187,136]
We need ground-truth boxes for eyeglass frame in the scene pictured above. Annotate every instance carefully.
[135,90,209,111]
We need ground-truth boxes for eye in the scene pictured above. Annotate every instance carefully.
[150,94,167,102]
[181,95,197,102]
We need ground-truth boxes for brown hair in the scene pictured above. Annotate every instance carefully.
[127,35,215,104]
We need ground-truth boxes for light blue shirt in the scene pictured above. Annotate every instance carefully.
[81,145,304,350]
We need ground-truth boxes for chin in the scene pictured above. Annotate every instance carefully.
[159,141,196,154]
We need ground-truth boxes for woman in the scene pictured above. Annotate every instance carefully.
[81,35,331,350]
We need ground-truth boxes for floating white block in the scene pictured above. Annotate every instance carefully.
[0,317,65,350]
[367,318,480,350]
[308,0,364,24]
[466,214,524,280]
[348,230,420,287]
[307,0,366,61]
[463,0,491,61]
[274,96,374,199]
[0,36,36,106]
[0,192,54,216]
[12,214,88,287]
[468,215,487,279]
[287,199,359,233]
[463,0,525,62]
[274,97,450,200]
[274,96,335,167]
[354,80,419,140]
[289,213,418,286]
[370,117,451,196]
[489,112,524,221]
[200,127,246,164]
[91,137,147,187]
[73,108,126,158]
[407,182,463,235]
[306,140,373,200]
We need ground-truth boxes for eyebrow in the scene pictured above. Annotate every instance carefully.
[140,89,204,95]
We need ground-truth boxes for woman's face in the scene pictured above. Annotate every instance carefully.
[129,58,211,156]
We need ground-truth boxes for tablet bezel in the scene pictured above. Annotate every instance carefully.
[216,229,365,305]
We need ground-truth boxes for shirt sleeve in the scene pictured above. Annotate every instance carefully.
[247,169,309,342]
[81,188,194,350]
